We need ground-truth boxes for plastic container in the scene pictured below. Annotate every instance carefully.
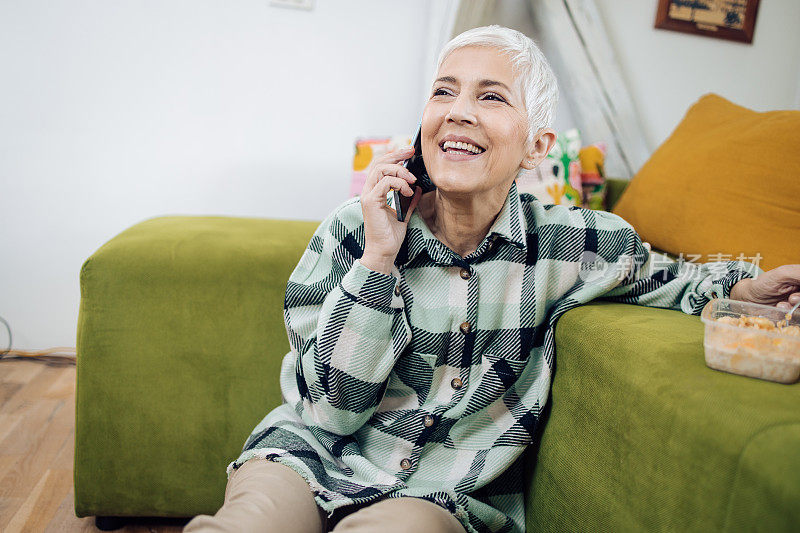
[700,298,800,384]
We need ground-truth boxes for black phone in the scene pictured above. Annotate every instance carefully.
[393,125,435,221]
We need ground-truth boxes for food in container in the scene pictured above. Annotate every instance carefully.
[700,298,800,384]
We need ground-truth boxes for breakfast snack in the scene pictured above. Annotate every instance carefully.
[701,299,800,384]
[715,314,800,336]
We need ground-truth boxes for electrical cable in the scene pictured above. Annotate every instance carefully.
[0,315,76,365]
[0,314,10,358]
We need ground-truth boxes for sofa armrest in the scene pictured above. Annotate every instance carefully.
[75,215,319,517]
[524,302,800,531]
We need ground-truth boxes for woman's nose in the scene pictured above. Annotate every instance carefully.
[445,94,477,125]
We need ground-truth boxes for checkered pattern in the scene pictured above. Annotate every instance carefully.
[229,182,756,533]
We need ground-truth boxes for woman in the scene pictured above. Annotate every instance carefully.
[185,25,800,533]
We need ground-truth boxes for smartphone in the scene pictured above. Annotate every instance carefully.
[393,125,435,221]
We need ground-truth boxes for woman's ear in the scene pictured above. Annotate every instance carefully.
[520,128,557,170]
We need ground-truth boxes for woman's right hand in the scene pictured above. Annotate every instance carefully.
[360,146,422,275]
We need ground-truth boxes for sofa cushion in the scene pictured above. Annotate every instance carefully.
[524,301,800,531]
[612,93,800,270]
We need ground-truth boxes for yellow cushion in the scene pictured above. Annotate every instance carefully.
[613,93,800,271]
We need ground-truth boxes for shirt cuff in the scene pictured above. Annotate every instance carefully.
[706,268,755,300]
[340,259,403,311]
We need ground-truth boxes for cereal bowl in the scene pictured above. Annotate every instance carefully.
[700,298,800,384]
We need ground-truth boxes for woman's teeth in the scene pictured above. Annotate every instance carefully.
[441,140,485,154]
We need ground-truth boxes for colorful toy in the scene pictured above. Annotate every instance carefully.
[516,128,583,206]
[578,142,607,210]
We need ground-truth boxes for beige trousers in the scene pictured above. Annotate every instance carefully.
[183,459,467,533]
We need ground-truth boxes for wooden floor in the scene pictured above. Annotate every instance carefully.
[0,359,190,532]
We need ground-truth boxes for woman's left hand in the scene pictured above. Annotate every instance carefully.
[730,264,800,313]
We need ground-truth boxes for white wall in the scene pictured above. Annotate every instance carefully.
[594,0,800,151]
[1,0,432,350]
[3,0,799,350]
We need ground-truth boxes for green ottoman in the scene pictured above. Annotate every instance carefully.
[75,216,318,518]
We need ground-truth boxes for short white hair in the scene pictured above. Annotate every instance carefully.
[435,25,559,148]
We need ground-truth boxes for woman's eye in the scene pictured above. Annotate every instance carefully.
[431,89,506,102]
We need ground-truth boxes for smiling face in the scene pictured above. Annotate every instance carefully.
[421,45,539,196]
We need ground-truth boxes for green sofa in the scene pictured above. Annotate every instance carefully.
[75,182,800,531]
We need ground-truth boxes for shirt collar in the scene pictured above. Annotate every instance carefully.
[397,181,527,267]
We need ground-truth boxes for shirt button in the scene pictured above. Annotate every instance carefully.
[459,321,471,334]
[394,284,401,296]
[451,377,463,390]
[459,268,471,280]
[400,458,412,470]
[423,414,435,427]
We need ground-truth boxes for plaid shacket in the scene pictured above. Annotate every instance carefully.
[229,182,755,533]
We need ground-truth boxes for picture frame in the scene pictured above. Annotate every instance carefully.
[654,0,761,44]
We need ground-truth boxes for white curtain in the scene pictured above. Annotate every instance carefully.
[525,0,649,178]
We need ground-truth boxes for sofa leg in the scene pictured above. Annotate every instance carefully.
[95,516,126,531]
